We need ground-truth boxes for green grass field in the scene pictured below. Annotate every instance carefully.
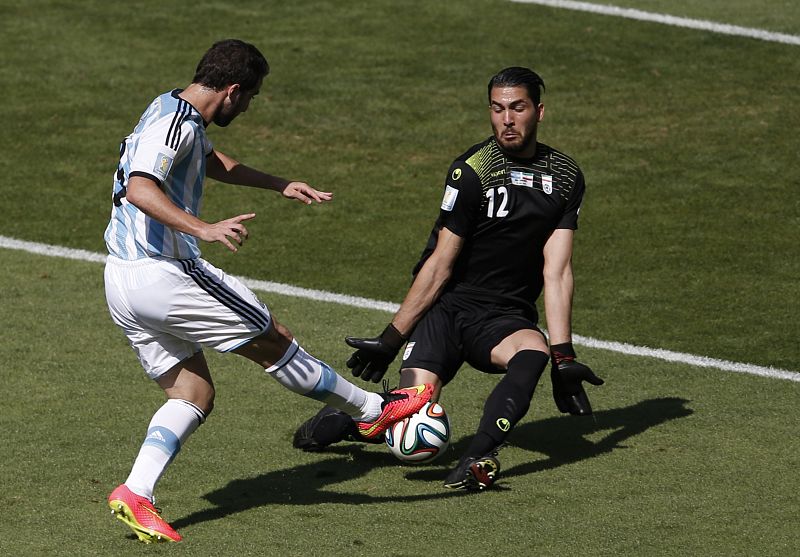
[1,0,798,555]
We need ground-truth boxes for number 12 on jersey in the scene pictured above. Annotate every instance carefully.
[486,187,509,218]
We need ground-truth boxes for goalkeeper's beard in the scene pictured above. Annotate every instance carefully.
[494,127,536,155]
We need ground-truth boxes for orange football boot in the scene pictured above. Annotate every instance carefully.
[108,484,181,543]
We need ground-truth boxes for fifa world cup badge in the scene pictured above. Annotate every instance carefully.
[441,185,459,211]
[154,152,174,180]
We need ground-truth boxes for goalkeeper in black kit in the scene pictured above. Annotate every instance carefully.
[294,67,604,491]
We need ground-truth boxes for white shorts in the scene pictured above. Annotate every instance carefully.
[104,255,272,379]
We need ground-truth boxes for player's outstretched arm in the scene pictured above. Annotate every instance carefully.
[543,228,603,414]
[542,228,575,345]
[346,227,464,383]
[126,175,255,253]
[206,149,332,205]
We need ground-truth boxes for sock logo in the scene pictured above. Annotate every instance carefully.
[146,430,167,443]
[143,426,181,458]
[496,418,511,432]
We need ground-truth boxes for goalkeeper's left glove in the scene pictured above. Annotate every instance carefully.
[550,342,604,416]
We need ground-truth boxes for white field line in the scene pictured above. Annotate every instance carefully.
[2,234,798,382]
[510,0,800,46]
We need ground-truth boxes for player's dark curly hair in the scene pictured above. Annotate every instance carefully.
[488,67,546,104]
[192,39,269,92]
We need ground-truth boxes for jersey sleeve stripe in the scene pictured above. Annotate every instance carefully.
[129,170,162,185]
[166,99,189,151]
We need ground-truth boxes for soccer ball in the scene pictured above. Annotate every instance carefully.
[385,401,450,464]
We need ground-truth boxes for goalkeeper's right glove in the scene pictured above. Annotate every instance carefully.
[345,323,407,383]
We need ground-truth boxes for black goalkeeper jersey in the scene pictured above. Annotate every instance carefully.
[413,136,585,316]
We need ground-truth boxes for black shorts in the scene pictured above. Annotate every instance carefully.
[400,291,542,385]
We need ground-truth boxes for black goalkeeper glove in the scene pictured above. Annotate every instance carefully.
[345,323,407,383]
[550,342,604,416]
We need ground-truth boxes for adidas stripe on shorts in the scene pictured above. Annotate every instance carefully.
[105,255,271,379]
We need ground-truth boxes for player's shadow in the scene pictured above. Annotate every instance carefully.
[405,397,693,482]
[171,444,455,530]
[173,397,691,529]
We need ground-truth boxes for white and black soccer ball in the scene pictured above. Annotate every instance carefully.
[385,401,450,464]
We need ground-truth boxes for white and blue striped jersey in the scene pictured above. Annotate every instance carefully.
[104,90,213,260]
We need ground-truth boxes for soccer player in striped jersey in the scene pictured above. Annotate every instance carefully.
[103,39,432,543]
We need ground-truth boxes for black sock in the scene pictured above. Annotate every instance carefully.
[463,350,549,459]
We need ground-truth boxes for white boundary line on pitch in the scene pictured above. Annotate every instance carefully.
[509,0,800,46]
[2,234,798,382]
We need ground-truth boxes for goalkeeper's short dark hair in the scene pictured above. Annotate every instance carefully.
[488,67,546,105]
[193,39,269,93]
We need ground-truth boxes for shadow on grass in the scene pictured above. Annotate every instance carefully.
[173,397,691,529]
[506,396,693,477]
[171,445,457,530]
[404,397,693,482]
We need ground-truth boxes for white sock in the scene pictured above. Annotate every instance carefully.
[265,341,383,421]
[125,399,205,501]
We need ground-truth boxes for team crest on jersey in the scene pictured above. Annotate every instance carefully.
[441,185,459,211]
[542,174,553,194]
[154,152,174,180]
[510,170,534,188]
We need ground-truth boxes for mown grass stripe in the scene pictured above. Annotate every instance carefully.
[2,234,797,381]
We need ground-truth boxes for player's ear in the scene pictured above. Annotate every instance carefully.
[226,83,241,102]
[536,103,545,122]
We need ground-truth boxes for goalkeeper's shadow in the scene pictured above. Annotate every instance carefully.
[503,396,693,478]
[405,396,692,484]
